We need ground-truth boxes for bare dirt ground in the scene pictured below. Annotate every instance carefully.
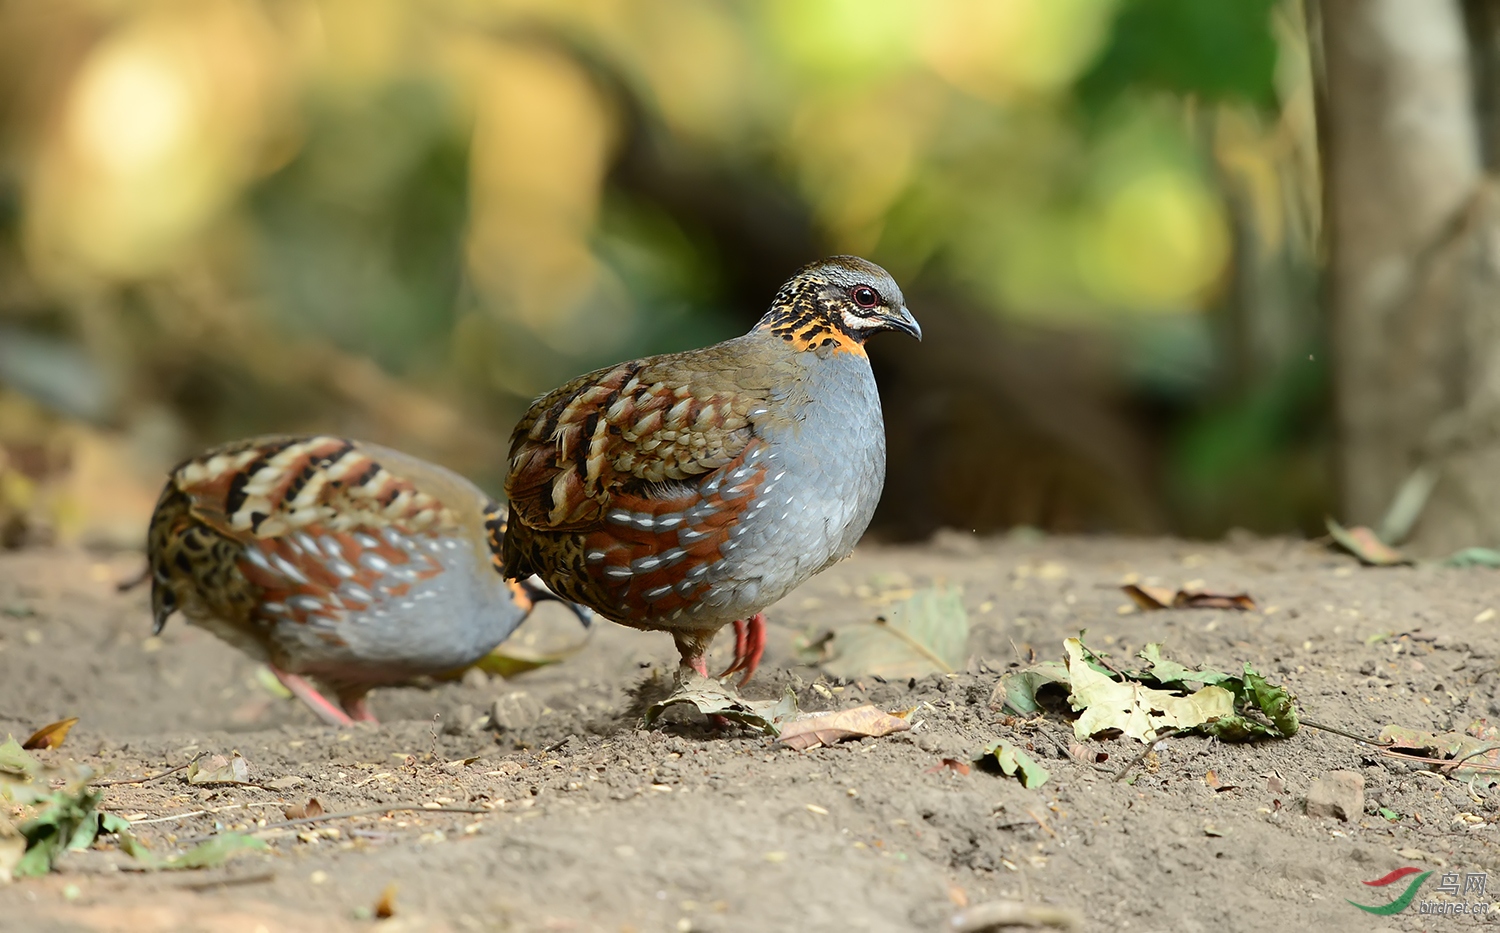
[1,532,1497,933]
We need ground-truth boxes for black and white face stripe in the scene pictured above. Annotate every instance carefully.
[840,307,888,333]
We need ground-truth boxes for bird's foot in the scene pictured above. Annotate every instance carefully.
[717,613,767,686]
[271,667,355,727]
[339,691,380,725]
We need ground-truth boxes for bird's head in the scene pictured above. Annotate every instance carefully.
[756,256,921,354]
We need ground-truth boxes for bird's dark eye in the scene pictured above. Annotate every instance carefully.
[850,285,880,309]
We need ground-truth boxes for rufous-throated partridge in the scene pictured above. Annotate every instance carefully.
[502,256,920,698]
[146,435,590,726]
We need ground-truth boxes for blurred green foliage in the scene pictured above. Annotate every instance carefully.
[1079,0,1281,109]
[0,0,1326,545]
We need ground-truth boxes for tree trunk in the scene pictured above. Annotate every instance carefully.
[1319,0,1500,554]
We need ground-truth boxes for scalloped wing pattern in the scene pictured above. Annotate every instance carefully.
[149,436,485,643]
[505,361,765,533]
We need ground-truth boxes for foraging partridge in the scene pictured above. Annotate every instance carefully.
[147,435,590,726]
[502,256,920,689]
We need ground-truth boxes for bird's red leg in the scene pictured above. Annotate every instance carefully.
[271,666,354,727]
[673,631,712,678]
[338,689,379,725]
[718,613,767,685]
[730,619,748,669]
[671,631,737,728]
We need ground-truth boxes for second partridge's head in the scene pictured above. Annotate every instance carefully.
[756,256,920,353]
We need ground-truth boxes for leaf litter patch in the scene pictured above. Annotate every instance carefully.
[644,670,799,735]
[1376,722,1500,786]
[646,670,918,749]
[996,638,1299,744]
[979,741,1050,788]
[0,735,264,880]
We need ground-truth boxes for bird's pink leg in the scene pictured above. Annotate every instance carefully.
[718,613,767,685]
[674,631,712,678]
[270,666,354,727]
[338,689,379,725]
[671,631,740,727]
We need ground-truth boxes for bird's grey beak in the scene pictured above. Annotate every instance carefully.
[889,305,921,341]
[520,576,594,630]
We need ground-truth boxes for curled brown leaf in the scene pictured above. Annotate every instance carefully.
[376,883,398,919]
[1121,584,1256,612]
[284,797,324,820]
[775,705,911,751]
[22,717,79,750]
[924,757,971,776]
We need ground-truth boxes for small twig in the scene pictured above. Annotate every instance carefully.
[176,803,490,847]
[174,871,276,891]
[94,753,208,787]
[1114,729,1184,783]
[1299,718,1388,746]
[1378,747,1500,774]
[1022,807,1056,839]
[1442,743,1500,771]
[131,809,209,825]
[873,617,952,673]
[120,802,284,826]
[544,737,571,753]
[950,899,1082,933]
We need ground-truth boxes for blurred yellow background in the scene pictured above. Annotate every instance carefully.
[0,0,1324,549]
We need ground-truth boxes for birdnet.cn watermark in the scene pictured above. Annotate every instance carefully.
[1347,867,1493,917]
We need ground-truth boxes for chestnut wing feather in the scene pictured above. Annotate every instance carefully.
[504,350,775,534]
[149,435,471,634]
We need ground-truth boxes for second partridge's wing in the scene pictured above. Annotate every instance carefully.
[159,436,479,629]
[505,349,779,532]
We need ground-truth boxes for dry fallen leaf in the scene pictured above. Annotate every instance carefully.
[1122,584,1176,610]
[1067,743,1107,765]
[1175,589,1257,610]
[1065,639,1234,742]
[1325,518,1411,566]
[1121,584,1256,612]
[22,717,79,751]
[776,705,911,751]
[186,753,252,786]
[924,757,971,776]
[283,797,324,820]
[822,587,969,680]
[644,671,799,735]
[469,636,592,679]
[375,883,398,919]
[1377,722,1500,786]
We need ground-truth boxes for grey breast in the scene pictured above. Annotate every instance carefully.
[690,348,886,626]
[268,533,527,683]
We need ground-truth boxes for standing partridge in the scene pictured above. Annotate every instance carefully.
[146,434,590,727]
[502,256,920,693]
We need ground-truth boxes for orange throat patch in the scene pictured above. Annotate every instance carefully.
[763,318,867,357]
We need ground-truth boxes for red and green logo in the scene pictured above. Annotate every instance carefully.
[1348,867,1432,915]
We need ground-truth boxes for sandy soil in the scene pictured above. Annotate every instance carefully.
[0,533,1497,933]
